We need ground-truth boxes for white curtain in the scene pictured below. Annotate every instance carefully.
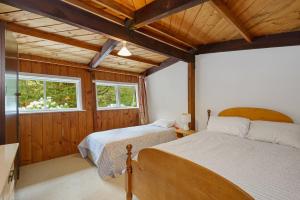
[138,75,149,125]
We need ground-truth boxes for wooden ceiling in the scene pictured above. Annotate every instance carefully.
[0,0,300,74]
[85,0,300,46]
[0,3,168,73]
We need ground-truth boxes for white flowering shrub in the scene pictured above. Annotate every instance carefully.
[20,97,69,110]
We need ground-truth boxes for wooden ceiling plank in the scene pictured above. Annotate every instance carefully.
[89,38,119,68]
[62,0,124,25]
[209,0,252,43]
[131,0,209,28]
[136,27,191,52]
[0,0,194,62]
[144,57,180,76]
[19,53,88,69]
[196,30,300,54]
[110,50,158,66]
[92,0,133,19]
[6,22,100,51]
[19,53,140,76]
[143,23,197,50]
[4,21,160,66]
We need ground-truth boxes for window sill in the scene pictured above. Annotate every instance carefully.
[97,107,139,111]
[19,109,86,115]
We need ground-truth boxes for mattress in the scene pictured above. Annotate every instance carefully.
[78,124,176,179]
[153,131,300,200]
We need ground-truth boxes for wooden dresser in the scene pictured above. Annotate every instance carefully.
[0,143,18,200]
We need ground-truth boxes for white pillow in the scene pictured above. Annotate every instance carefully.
[247,121,300,148]
[152,119,175,128]
[207,116,250,137]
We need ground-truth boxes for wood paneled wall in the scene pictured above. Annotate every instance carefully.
[19,58,139,165]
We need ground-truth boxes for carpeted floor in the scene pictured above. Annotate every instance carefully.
[16,154,125,200]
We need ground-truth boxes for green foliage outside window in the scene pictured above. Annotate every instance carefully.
[19,78,78,111]
[97,85,116,107]
[119,86,137,107]
[19,80,44,110]
[46,82,77,109]
[96,83,138,109]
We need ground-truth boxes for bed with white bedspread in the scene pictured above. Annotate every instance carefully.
[78,124,176,179]
[153,130,300,200]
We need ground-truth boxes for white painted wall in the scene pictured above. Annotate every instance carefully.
[146,61,188,126]
[196,46,300,130]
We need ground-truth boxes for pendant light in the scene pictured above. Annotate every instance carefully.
[117,41,132,57]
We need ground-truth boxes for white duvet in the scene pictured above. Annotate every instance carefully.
[78,124,176,179]
[153,131,300,200]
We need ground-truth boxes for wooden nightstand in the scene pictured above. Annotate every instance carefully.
[176,129,196,138]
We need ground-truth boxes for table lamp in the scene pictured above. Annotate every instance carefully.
[181,113,191,131]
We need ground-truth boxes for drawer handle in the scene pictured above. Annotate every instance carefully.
[8,170,14,183]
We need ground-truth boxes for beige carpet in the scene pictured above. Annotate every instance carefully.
[16,154,126,200]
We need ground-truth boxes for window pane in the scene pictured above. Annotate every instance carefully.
[119,86,137,107]
[19,79,44,110]
[97,85,116,108]
[46,81,77,109]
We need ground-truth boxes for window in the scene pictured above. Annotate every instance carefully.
[19,73,82,112]
[95,81,138,110]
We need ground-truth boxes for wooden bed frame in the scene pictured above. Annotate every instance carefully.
[125,107,293,200]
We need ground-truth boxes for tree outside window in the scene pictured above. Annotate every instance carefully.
[19,74,81,112]
[96,82,138,110]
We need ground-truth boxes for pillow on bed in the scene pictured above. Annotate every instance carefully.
[207,116,250,137]
[247,121,300,148]
[152,119,175,128]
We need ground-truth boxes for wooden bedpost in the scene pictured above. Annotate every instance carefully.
[126,144,133,200]
[188,60,196,130]
[207,109,211,125]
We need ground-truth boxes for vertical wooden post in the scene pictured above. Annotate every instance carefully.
[0,22,6,145]
[188,59,195,130]
[126,144,133,200]
[90,70,97,132]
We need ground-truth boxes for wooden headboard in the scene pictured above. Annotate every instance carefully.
[216,107,293,123]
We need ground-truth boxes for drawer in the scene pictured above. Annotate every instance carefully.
[1,165,15,200]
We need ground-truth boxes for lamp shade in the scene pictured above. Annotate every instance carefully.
[181,113,191,123]
[117,41,132,56]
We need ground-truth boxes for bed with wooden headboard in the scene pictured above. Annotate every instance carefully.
[125,107,296,200]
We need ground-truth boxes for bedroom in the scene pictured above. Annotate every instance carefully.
[0,0,300,200]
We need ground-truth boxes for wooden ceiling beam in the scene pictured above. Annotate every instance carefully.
[144,57,180,76]
[196,31,300,54]
[89,0,197,50]
[130,0,209,28]
[5,21,160,66]
[0,0,194,62]
[209,0,252,43]
[89,39,119,68]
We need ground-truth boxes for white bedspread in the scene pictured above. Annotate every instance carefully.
[153,131,300,200]
[78,124,176,179]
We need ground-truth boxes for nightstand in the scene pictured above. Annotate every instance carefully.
[176,129,196,138]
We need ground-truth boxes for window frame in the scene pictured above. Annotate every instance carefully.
[19,72,83,113]
[95,80,139,111]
